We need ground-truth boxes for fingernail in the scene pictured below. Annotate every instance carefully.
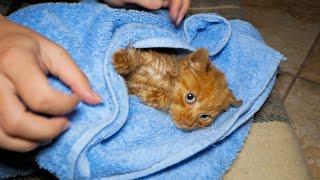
[176,16,183,26]
[91,91,103,103]
[63,122,69,132]
[173,12,178,21]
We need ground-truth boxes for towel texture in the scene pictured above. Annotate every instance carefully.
[1,2,284,179]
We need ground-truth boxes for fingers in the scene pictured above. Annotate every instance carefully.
[43,44,102,105]
[0,47,80,115]
[164,0,189,26]
[19,114,68,141]
[0,74,38,152]
[0,73,69,141]
[104,0,189,26]
[103,0,126,7]
[0,74,71,152]
[162,0,170,7]
[169,0,183,24]
[176,0,190,25]
[0,129,38,153]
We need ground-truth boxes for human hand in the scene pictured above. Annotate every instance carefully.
[0,16,101,152]
[161,0,190,26]
[105,0,190,25]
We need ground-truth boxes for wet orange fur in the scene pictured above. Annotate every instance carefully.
[113,48,242,130]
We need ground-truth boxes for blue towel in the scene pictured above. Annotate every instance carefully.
[1,2,284,179]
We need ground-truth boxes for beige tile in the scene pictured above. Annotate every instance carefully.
[225,122,311,180]
[284,78,320,179]
[272,71,295,101]
[243,6,320,75]
[300,35,320,84]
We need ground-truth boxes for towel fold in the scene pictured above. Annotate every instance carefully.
[1,2,284,179]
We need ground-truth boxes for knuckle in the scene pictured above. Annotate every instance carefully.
[56,46,69,58]
[0,47,21,68]
[27,93,52,112]
[2,117,20,136]
[0,46,35,70]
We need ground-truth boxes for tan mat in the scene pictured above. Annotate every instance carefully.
[224,121,311,180]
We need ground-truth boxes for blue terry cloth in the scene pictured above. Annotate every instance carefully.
[1,2,284,179]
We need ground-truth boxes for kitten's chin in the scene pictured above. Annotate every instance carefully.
[170,110,199,131]
[172,120,198,131]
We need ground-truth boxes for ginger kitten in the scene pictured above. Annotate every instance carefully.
[113,48,242,130]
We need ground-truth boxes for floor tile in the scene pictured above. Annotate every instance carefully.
[225,122,311,180]
[300,35,320,84]
[242,6,320,75]
[284,78,320,179]
[273,71,295,101]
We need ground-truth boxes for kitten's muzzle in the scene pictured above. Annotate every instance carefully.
[175,117,199,130]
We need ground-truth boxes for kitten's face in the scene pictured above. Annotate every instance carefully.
[169,49,242,130]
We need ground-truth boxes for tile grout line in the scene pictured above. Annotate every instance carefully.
[296,31,320,78]
[282,31,320,103]
[279,32,320,177]
[298,76,320,86]
[280,70,320,91]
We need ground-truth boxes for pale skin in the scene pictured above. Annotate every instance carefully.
[105,0,190,25]
[0,0,190,152]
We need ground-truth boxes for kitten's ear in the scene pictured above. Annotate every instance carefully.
[187,48,210,72]
[227,92,242,107]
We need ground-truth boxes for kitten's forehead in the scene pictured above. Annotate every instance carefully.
[178,71,218,94]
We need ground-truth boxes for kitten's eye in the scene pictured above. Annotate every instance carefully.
[185,92,197,104]
[199,114,211,121]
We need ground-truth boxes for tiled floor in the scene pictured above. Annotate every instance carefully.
[242,2,320,179]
